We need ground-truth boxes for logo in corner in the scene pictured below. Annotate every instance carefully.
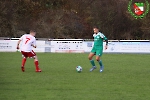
[128,0,150,19]
[134,3,144,15]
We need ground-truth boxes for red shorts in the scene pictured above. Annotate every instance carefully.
[21,50,36,58]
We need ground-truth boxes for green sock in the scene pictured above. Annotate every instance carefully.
[90,60,95,66]
[98,60,103,67]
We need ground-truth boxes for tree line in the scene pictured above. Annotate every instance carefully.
[0,0,150,39]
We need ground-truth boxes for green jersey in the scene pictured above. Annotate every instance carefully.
[93,32,107,47]
[91,32,107,56]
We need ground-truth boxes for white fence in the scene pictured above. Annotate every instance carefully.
[0,39,150,53]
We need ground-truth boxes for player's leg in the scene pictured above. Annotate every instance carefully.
[95,49,104,72]
[29,50,41,72]
[88,52,95,66]
[88,47,97,72]
[33,56,41,72]
[96,56,104,72]
[21,57,27,72]
[21,51,27,72]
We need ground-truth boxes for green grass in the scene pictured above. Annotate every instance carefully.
[0,52,150,100]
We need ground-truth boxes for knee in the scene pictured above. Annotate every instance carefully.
[96,57,100,61]
[23,56,27,59]
[88,55,92,60]
[33,56,38,61]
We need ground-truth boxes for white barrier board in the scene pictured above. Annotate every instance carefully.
[51,41,84,53]
[105,42,150,53]
[0,40,18,52]
[0,40,150,53]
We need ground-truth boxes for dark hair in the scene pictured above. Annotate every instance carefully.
[93,26,99,29]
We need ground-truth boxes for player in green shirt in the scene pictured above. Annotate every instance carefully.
[88,26,108,72]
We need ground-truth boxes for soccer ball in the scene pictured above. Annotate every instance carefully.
[76,66,82,72]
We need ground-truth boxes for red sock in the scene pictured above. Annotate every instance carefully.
[34,61,39,70]
[22,58,26,67]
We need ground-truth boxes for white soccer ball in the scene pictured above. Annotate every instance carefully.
[76,66,82,72]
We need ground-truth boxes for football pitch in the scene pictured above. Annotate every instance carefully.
[0,52,150,100]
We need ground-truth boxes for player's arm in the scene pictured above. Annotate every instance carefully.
[16,39,21,49]
[100,33,108,50]
[104,37,108,50]
[31,38,37,48]
[17,35,24,49]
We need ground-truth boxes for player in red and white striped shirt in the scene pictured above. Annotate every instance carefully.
[16,30,41,72]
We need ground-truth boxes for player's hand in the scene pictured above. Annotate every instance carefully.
[16,46,19,49]
[105,45,108,50]
[31,44,36,48]
[34,46,37,48]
